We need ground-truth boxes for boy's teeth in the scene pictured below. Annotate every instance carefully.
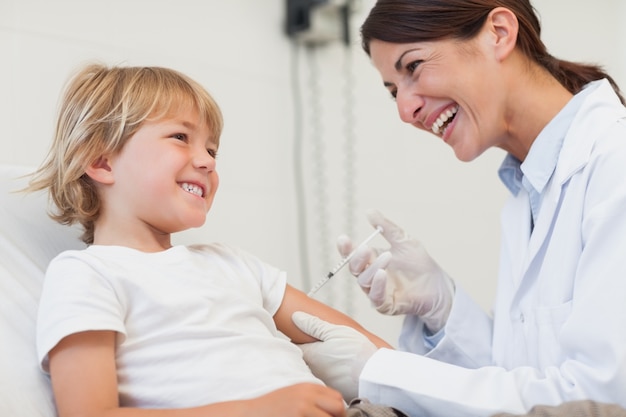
[432,106,458,134]
[181,182,203,197]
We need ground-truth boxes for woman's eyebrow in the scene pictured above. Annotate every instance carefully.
[395,48,421,70]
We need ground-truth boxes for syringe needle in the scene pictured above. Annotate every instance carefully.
[307,226,383,297]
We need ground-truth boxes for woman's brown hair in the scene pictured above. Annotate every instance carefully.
[361,0,624,104]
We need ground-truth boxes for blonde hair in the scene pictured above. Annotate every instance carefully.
[27,63,223,244]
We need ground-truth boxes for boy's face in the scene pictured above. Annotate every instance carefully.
[103,105,219,241]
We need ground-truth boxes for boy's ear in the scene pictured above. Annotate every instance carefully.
[85,155,115,185]
[487,7,519,62]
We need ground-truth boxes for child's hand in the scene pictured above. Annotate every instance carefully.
[249,383,346,417]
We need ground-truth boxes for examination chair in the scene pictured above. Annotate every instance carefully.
[0,164,85,416]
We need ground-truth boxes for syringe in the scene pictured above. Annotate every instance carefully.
[307,226,383,297]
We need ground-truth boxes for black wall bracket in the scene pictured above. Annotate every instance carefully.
[285,0,351,46]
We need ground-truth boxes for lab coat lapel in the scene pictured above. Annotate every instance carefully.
[525,180,562,268]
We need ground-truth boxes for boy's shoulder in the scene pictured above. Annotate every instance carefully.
[187,242,250,260]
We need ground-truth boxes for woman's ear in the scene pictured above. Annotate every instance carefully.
[486,7,519,62]
[85,155,115,185]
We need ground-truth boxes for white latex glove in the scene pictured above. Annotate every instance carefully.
[337,209,455,333]
[292,311,378,403]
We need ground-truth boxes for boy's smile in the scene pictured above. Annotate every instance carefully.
[92,105,219,250]
[180,182,205,197]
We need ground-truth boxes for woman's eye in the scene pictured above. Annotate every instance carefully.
[406,60,422,73]
[384,85,398,101]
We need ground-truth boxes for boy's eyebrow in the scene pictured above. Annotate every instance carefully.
[180,120,197,129]
[165,118,198,130]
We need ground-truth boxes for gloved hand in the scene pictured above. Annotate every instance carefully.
[292,311,378,403]
[337,209,455,333]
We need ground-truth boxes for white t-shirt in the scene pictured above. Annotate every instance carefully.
[37,243,323,408]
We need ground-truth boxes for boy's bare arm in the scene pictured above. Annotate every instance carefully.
[49,331,119,417]
[274,284,393,349]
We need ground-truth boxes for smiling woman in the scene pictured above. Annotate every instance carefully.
[361,0,624,162]
[290,0,626,415]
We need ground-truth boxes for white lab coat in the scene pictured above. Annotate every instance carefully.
[359,80,626,417]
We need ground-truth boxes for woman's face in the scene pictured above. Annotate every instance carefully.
[369,36,508,162]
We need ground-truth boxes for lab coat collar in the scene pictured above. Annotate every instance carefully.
[553,79,626,185]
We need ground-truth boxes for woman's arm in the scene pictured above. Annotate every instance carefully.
[48,331,346,417]
[274,284,393,349]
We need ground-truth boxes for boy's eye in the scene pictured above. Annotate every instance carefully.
[172,133,187,141]
[207,148,218,159]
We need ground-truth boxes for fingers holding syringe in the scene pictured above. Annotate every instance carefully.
[336,234,381,277]
[336,234,354,258]
[356,251,392,294]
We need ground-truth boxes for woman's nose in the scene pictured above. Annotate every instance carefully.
[396,88,424,125]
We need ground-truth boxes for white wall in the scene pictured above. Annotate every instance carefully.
[1,0,624,345]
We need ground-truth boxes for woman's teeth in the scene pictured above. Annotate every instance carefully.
[181,182,203,197]
[432,106,458,135]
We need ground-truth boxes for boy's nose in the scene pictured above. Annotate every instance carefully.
[193,146,216,171]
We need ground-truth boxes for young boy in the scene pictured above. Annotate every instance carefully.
[27,63,392,417]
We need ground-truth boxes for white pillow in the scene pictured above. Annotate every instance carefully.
[0,164,85,417]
